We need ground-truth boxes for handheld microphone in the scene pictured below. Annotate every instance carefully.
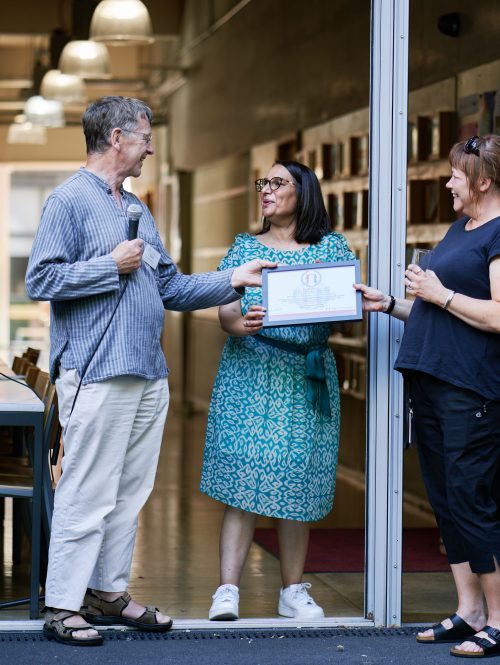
[127,204,142,240]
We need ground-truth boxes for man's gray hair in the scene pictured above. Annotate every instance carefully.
[82,96,153,155]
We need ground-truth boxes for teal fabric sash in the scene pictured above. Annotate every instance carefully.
[253,334,331,418]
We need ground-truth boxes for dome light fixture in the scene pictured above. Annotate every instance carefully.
[90,0,154,45]
[23,96,65,128]
[7,115,47,145]
[40,69,86,104]
[59,40,111,79]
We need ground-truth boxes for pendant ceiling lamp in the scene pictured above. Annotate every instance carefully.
[40,69,86,104]
[7,115,47,145]
[90,0,154,45]
[23,96,65,128]
[59,40,111,79]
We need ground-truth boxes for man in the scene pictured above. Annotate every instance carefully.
[26,96,273,646]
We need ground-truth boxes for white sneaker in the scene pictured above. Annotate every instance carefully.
[278,582,325,619]
[209,584,239,620]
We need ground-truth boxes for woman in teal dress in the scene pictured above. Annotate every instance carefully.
[200,160,354,621]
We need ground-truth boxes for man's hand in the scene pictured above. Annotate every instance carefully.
[111,239,144,274]
[231,259,277,288]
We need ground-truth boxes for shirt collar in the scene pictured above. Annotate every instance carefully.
[80,167,125,195]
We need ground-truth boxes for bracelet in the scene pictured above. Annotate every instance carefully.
[442,290,456,310]
[385,295,396,314]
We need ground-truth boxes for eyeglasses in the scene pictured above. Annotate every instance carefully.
[464,136,480,157]
[254,177,295,192]
[124,130,153,145]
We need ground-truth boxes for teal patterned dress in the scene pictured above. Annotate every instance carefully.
[200,232,355,521]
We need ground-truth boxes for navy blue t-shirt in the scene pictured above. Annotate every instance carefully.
[395,216,500,400]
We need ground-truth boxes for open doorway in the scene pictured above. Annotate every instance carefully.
[401,1,500,624]
[137,148,370,621]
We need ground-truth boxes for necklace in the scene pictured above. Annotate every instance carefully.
[465,217,488,230]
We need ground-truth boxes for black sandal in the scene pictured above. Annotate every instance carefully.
[416,613,476,644]
[450,626,500,658]
[43,609,103,646]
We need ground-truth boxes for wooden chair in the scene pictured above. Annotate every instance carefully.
[33,371,50,401]
[2,367,53,558]
[23,348,40,365]
[12,356,35,378]
[0,381,60,604]
[12,348,40,376]
[1,361,36,456]
[25,366,41,389]
[12,356,27,375]
[2,367,47,460]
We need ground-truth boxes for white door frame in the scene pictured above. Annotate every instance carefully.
[365,0,409,627]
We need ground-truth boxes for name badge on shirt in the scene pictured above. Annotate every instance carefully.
[142,242,160,270]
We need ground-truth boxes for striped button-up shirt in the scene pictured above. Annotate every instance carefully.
[26,168,241,384]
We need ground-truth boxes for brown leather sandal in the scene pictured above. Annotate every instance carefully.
[83,590,173,632]
[43,608,103,646]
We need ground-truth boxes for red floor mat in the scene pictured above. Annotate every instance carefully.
[253,528,450,572]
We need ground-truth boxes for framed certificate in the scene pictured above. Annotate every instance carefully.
[262,260,362,327]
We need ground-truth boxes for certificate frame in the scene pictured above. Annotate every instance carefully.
[262,260,362,327]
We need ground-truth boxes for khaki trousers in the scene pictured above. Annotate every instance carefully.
[45,368,169,611]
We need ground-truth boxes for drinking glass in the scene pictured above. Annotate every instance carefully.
[411,248,432,271]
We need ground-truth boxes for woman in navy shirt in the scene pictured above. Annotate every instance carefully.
[356,134,500,659]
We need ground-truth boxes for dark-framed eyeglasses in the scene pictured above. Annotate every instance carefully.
[124,130,153,145]
[464,136,480,157]
[254,177,295,192]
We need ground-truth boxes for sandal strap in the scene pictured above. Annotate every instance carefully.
[466,635,487,646]
[431,613,474,640]
[46,608,86,623]
[84,590,132,617]
[471,636,498,651]
[449,613,470,629]
[45,610,95,636]
[482,626,500,642]
[461,628,500,653]
[136,606,161,625]
[49,610,77,622]
[83,591,165,627]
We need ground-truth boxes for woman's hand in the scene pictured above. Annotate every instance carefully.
[353,283,390,312]
[219,302,266,335]
[404,264,449,306]
[242,305,266,334]
[354,283,413,321]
